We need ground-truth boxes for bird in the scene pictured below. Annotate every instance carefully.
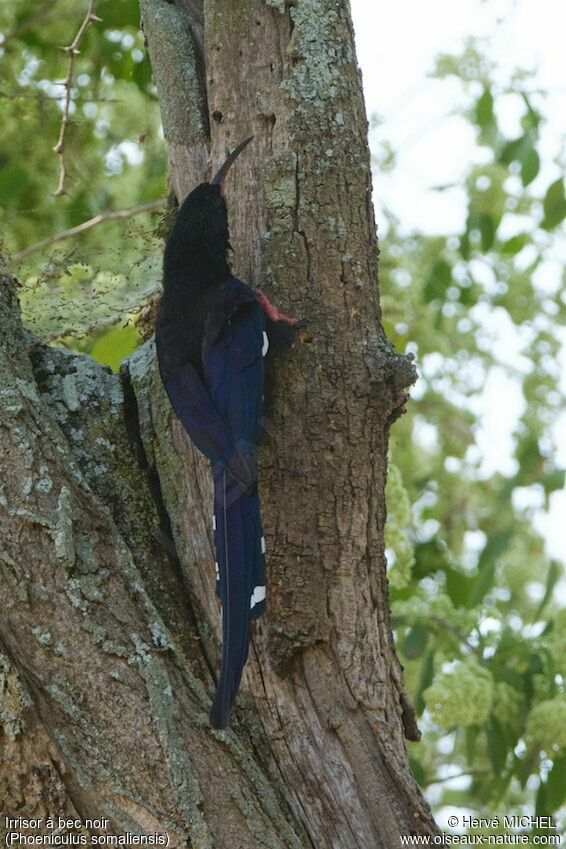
[155,137,298,729]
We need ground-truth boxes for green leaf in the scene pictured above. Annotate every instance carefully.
[535,777,549,817]
[515,435,545,484]
[542,179,566,230]
[88,324,140,372]
[500,233,530,255]
[545,755,566,812]
[486,719,508,773]
[445,566,476,608]
[98,0,140,27]
[497,131,540,186]
[540,648,557,698]
[457,280,477,306]
[409,757,427,787]
[465,725,480,763]
[477,532,512,571]
[535,561,561,620]
[131,53,154,93]
[479,213,496,251]
[475,88,495,132]
[459,231,471,260]
[498,136,526,166]
[527,652,544,676]
[423,259,452,303]
[465,532,512,608]
[402,625,429,659]
[66,191,94,229]
[521,652,544,707]
[513,748,540,789]
[414,650,435,716]
[413,539,450,579]
[520,145,540,187]
[521,93,542,132]
[543,469,566,498]
[0,167,28,203]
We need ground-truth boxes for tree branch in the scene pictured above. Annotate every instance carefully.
[10,199,164,263]
[52,0,101,197]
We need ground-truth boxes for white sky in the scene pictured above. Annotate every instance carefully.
[349,0,566,562]
[351,0,566,233]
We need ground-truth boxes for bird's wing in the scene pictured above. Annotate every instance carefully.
[159,357,233,467]
[202,279,267,481]
[203,281,268,728]
[157,279,266,491]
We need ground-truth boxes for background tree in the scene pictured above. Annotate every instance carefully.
[1,0,164,366]
[382,43,566,831]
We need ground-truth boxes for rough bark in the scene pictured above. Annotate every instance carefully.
[0,272,308,848]
[0,1,438,847]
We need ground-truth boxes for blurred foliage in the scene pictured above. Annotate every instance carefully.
[1,4,565,835]
[0,0,165,361]
[381,38,566,832]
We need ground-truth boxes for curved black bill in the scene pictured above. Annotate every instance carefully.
[210,136,254,188]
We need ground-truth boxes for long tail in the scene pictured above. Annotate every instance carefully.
[210,467,265,729]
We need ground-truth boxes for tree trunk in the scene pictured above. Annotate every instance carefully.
[0,1,437,847]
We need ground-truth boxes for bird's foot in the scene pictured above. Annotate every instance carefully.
[255,288,298,326]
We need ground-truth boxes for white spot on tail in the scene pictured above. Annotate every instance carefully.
[215,561,219,579]
[262,331,269,357]
[212,514,216,531]
[261,536,266,554]
[250,585,266,609]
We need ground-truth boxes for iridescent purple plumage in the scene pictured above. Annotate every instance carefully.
[155,140,295,728]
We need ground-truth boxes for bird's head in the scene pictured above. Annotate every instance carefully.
[165,137,253,283]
